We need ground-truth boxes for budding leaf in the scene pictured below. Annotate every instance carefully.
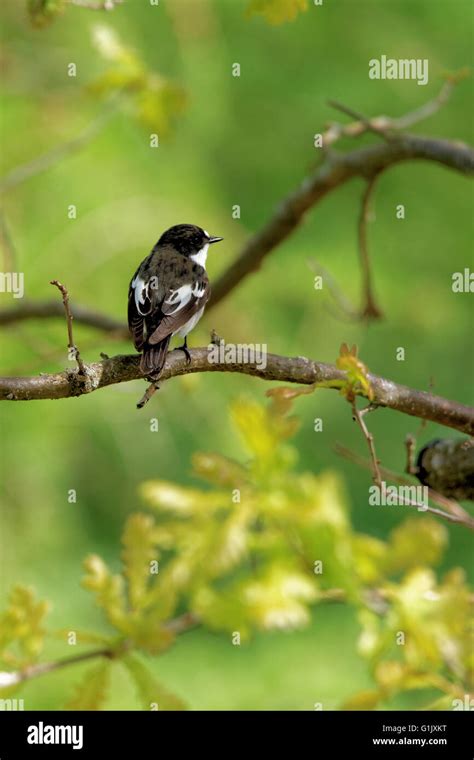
[122,653,187,711]
[65,660,111,711]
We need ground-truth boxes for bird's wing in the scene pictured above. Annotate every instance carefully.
[147,274,210,345]
[128,259,153,351]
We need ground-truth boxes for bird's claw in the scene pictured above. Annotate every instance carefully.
[175,344,192,364]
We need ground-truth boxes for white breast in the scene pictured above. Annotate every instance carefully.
[190,243,209,269]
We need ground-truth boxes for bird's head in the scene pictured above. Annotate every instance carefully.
[158,224,223,259]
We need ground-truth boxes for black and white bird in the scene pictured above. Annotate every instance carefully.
[128,224,223,379]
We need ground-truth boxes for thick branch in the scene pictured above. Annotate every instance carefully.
[210,134,474,308]
[0,348,472,435]
[1,137,471,332]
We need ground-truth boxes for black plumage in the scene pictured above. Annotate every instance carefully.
[128,224,222,379]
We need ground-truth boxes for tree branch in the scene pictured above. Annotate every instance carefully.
[357,174,382,318]
[0,611,197,688]
[351,400,382,486]
[0,348,472,435]
[0,300,129,337]
[67,0,123,8]
[210,134,474,308]
[0,106,116,195]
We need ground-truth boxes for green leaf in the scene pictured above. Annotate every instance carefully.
[265,385,315,415]
[385,517,448,575]
[135,79,187,136]
[336,343,374,401]
[121,513,159,611]
[192,586,250,638]
[352,534,387,584]
[82,555,129,634]
[89,25,186,138]
[0,585,49,668]
[127,620,175,656]
[231,397,298,478]
[247,0,308,25]
[341,689,382,710]
[122,654,186,710]
[374,660,439,693]
[243,565,317,631]
[65,660,111,711]
[192,451,249,487]
[141,480,228,515]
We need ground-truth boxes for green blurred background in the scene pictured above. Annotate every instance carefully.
[0,0,472,709]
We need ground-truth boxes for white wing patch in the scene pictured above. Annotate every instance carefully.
[132,275,152,316]
[192,281,207,298]
[164,283,193,315]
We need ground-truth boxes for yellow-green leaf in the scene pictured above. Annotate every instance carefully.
[82,555,129,634]
[121,513,159,611]
[65,660,111,711]
[122,654,186,710]
[385,517,448,575]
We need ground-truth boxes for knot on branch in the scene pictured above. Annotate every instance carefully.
[416,439,474,501]
[66,364,99,396]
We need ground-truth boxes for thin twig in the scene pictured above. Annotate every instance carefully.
[351,400,382,486]
[50,280,86,374]
[322,75,467,149]
[307,258,359,320]
[0,611,198,688]
[136,382,159,409]
[0,209,17,271]
[358,174,383,318]
[0,106,116,195]
[405,434,418,475]
[67,0,124,9]
[327,100,393,142]
[335,443,474,530]
[392,73,469,130]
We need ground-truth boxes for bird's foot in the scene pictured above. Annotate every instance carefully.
[174,339,192,364]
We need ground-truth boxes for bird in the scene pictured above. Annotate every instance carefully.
[128,224,223,380]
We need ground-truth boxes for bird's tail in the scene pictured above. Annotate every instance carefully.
[140,336,171,380]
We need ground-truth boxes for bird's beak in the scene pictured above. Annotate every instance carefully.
[208,236,224,244]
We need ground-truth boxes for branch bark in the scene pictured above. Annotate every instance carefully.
[0,348,472,435]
